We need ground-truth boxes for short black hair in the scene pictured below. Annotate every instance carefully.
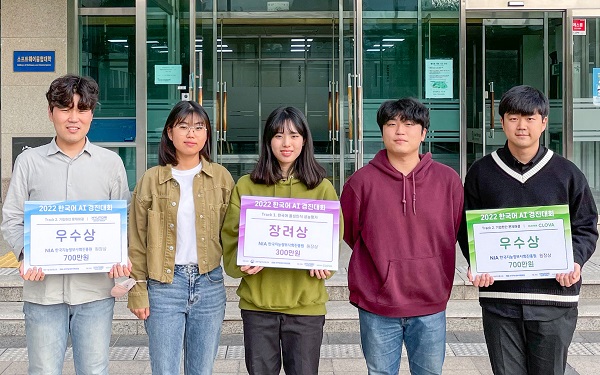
[158,101,212,166]
[250,106,326,189]
[499,85,549,118]
[376,98,430,133]
[46,74,99,112]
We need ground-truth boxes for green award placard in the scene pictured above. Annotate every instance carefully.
[465,205,573,280]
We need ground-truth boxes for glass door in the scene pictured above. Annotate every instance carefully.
[572,12,600,211]
[143,1,356,191]
[465,12,564,168]
[214,20,347,191]
[146,0,192,167]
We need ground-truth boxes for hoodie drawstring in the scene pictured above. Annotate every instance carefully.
[412,172,416,215]
[402,173,417,216]
[402,177,407,216]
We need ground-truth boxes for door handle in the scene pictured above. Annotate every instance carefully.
[356,73,363,157]
[328,81,333,141]
[334,81,340,142]
[222,82,228,142]
[216,81,221,142]
[196,51,203,105]
[488,81,495,139]
[347,73,354,153]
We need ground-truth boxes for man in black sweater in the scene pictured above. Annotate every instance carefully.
[459,85,598,375]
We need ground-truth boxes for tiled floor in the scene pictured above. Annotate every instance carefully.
[1,333,600,374]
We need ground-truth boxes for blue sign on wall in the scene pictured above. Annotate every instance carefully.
[14,51,55,72]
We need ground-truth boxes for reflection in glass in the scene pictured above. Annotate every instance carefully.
[361,10,460,173]
[80,0,134,7]
[215,25,340,188]
[465,14,562,173]
[80,13,137,183]
[101,147,137,191]
[217,0,339,12]
[363,0,418,11]
[79,16,136,118]
[573,18,600,211]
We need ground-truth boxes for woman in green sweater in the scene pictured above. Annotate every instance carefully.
[222,106,340,375]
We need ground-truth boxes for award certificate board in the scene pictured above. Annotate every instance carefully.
[237,196,340,270]
[23,200,128,274]
[465,205,573,280]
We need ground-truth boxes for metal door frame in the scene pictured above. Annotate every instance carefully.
[211,8,349,189]
[458,0,594,178]
[133,0,367,183]
[480,17,547,155]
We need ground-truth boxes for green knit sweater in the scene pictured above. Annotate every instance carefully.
[222,174,342,315]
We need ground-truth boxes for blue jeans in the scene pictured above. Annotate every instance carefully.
[359,308,446,375]
[23,298,114,375]
[145,264,226,375]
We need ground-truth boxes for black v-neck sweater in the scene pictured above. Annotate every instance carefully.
[459,147,598,307]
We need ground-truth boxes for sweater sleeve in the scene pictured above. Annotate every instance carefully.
[340,182,360,250]
[569,172,599,267]
[221,183,245,278]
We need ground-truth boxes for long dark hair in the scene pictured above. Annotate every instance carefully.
[250,106,326,189]
[158,101,212,166]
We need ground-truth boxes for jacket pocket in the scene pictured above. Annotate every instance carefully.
[147,210,164,250]
[376,257,450,307]
[209,203,229,240]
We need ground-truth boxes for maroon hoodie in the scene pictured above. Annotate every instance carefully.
[340,150,463,317]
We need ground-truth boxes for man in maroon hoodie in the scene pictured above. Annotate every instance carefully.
[340,98,464,375]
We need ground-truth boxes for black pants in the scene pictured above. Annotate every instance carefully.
[241,309,325,375]
[482,307,578,375]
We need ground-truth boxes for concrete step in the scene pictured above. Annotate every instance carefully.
[3,269,600,302]
[2,299,600,336]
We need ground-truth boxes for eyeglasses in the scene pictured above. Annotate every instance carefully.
[174,123,207,133]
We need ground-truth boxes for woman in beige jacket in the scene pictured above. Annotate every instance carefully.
[127,101,234,375]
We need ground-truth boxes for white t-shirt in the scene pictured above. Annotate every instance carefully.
[171,163,202,265]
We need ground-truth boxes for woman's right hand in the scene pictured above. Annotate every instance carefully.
[240,265,264,275]
[130,307,150,320]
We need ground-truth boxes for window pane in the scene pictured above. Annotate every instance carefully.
[80,0,134,7]
[80,13,136,164]
[573,18,600,212]
[361,7,460,174]
[217,0,339,12]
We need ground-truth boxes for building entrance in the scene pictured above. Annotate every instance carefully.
[213,21,345,188]
[465,11,565,168]
[144,2,359,192]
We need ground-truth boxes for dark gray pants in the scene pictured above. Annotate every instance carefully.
[241,309,325,375]
[482,307,578,375]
